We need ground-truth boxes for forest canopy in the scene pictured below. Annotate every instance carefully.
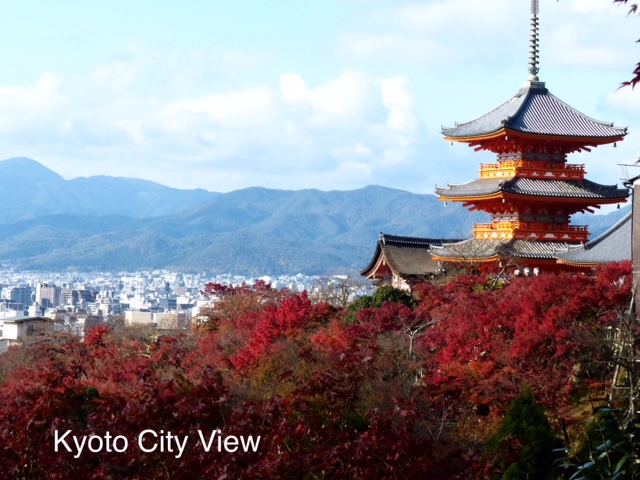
[0,262,634,478]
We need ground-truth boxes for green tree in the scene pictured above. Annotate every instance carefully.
[346,285,416,324]
[560,407,640,480]
[485,385,562,479]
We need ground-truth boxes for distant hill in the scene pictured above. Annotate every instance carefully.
[0,158,627,275]
[0,157,217,222]
[0,185,486,274]
[573,205,632,238]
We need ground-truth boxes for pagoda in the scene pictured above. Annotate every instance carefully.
[431,1,629,270]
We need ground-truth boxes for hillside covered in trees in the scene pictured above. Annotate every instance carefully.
[0,158,629,275]
[0,262,635,478]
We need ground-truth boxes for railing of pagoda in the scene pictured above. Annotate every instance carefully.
[479,161,585,180]
[473,221,589,242]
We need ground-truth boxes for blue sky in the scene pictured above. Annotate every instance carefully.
[0,0,638,195]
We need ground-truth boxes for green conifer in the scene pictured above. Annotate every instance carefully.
[485,384,561,479]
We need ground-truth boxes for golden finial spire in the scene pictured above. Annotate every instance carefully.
[529,0,540,81]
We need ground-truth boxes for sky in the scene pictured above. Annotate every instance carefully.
[0,0,639,195]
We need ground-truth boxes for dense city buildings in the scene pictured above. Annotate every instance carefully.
[0,269,373,351]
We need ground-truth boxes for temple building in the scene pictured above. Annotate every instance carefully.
[359,234,461,288]
[361,2,630,287]
[431,3,628,269]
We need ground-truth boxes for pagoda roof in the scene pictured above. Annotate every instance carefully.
[362,218,630,275]
[430,238,574,262]
[377,215,631,267]
[360,234,461,279]
[556,212,631,266]
[442,82,627,142]
[436,177,629,202]
[429,239,503,261]
[501,240,575,260]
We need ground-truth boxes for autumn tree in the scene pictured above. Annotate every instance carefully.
[0,264,634,478]
[346,284,416,323]
[194,280,273,329]
[405,262,634,477]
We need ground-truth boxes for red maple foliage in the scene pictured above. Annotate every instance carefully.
[0,263,632,478]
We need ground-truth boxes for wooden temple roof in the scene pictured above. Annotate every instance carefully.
[503,239,576,260]
[436,177,629,202]
[430,238,573,262]
[556,212,632,267]
[442,82,627,142]
[429,239,502,262]
[425,211,631,266]
[360,234,460,279]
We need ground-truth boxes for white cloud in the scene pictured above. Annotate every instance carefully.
[354,142,372,155]
[605,87,640,113]
[0,0,634,194]
[341,33,456,67]
[381,76,417,132]
[339,0,523,68]
[161,87,277,128]
[570,0,615,15]
[338,0,638,77]
[0,43,427,192]
[387,0,516,33]
[0,73,65,128]
[88,50,148,92]
[280,73,311,104]
[279,69,387,125]
[527,0,637,73]
[546,21,635,70]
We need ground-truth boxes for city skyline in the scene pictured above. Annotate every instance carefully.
[0,0,637,194]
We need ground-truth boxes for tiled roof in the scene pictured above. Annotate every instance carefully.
[442,83,627,139]
[435,178,504,198]
[500,240,573,260]
[381,233,460,247]
[431,238,574,261]
[362,212,632,276]
[556,212,631,265]
[381,244,440,276]
[430,239,503,260]
[360,234,461,278]
[506,178,628,199]
[436,177,629,201]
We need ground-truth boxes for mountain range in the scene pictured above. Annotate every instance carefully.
[0,157,628,275]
